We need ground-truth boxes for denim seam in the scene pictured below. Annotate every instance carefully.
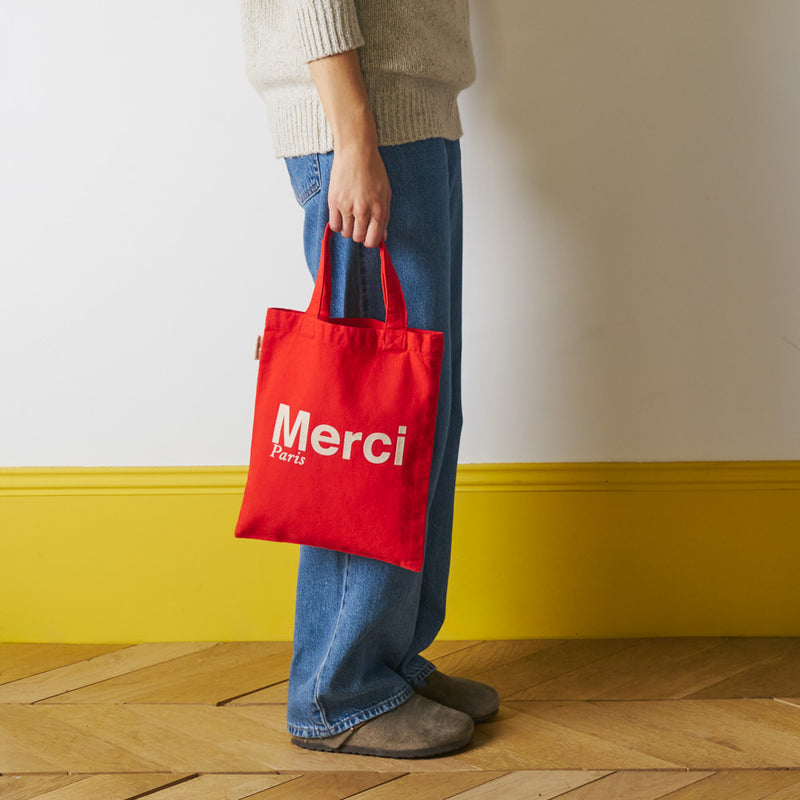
[311,552,351,733]
[288,681,415,739]
[292,153,322,206]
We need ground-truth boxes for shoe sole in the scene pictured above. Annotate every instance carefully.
[291,733,473,759]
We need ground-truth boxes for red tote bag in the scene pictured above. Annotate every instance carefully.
[234,225,443,571]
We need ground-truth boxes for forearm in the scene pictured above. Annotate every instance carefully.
[309,50,377,152]
[308,50,390,248]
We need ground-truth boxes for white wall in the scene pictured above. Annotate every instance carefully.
[2,0,800,467]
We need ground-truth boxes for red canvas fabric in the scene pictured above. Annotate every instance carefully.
[234,225,444,571]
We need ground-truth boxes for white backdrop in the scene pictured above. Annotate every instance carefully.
[2,0,800,467]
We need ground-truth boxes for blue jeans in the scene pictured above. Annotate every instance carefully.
[283,138,463,738]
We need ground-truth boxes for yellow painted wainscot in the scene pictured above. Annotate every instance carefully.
[2,462,800,642]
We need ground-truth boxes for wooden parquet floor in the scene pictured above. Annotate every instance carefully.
[4,639,800,799]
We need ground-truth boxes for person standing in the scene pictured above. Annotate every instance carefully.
[239,0,498,758]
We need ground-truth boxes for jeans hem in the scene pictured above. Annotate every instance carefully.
[287,683,415,738]
[406,660,437,688]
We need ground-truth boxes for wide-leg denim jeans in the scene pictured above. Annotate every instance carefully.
[283,137,463,738]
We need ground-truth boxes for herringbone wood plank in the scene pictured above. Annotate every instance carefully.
[444,771,612,799]
[547,770,713,799]
[39,642,292,705]
[6,640,800,798]
[686,639,800,699]
[427,639,567,677]
[508,637,800,701]
[435,638,639,699]
[758,779,800,800]
[335,772,507,799]
[646,770,800,799]
[227,772,400,799]
[0,703,166,773]
[0,774,195,800]
[31,702,277,772]
[507,637,722,700]
[227,679,288,705]
[513,698,800,769]
[115,774,295,799]
[598,637,791,701]
[0,642,216,704]
[458,705,679,770]
[0,775,88,800]
[0,644,129,685]
[421,640,483,661]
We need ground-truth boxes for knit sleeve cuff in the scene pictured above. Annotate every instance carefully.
[294,1,365,62]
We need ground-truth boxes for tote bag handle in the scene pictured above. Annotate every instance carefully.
[306,224,409,349]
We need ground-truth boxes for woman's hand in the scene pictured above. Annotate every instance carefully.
[328,139,390,248]
[309,50,390,248]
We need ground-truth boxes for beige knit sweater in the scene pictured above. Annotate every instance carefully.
[240,0,475,157]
